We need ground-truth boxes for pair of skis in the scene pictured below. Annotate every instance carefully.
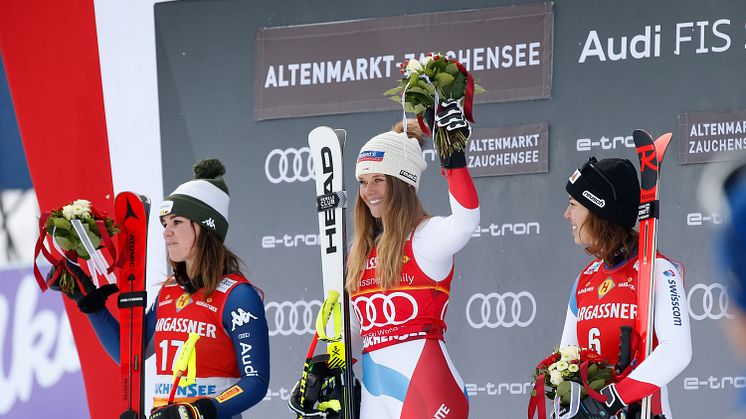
[632,129,672,419]
[114,192,150,419]
[307,127,357,418]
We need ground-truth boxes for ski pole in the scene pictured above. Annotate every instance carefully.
[168,332,200,404]
[616,325,633,375]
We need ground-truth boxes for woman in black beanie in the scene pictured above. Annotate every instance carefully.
[48,159,270,419]
[557,157,692,418]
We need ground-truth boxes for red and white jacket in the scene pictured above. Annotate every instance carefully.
[560,255,692,417]
[350,167,480,353]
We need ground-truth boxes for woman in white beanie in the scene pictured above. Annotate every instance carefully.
[347,111,480,418]
[51,159,270,419]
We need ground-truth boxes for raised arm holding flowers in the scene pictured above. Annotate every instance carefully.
[384,52,485,165]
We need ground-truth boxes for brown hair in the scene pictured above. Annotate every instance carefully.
[580,211,638,265]
[346,119,427,292]
[391,119,426,147]
[169,222,243,296]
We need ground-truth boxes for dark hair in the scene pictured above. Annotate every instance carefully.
[170,222,242,296]
[581,211,638,265]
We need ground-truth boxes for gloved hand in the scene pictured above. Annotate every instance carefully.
[47,260,119,313]
[425,99,471,169]
[435,98,471,138]
[569,383,627,418]
[149,399,216,419]
[598,383,627,415]
[288,380,326,418]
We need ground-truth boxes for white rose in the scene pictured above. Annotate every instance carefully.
[549,370,563,386]
[559,346,580,361]
[73,199,91,208]
[548,363,557,371]
[72,204,85,216]
[568,364,579,373]
[406,58,424,73]
[62,205,75,220]
[556,361,569,372]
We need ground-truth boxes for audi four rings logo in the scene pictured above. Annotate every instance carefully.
[265,299,321,336]
[352,292,419,332]
[687,282,735,321]
[265,147,314,184]
[466,291,537,328]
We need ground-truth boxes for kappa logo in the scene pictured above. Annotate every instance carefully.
[202,218,216,229]
[399,170,417,183]
[231,308,259,331]
[582,190,605,208]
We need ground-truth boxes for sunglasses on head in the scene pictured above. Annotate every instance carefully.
[581,157,617,201]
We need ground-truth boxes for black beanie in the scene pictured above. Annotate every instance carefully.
[565,157,640,228]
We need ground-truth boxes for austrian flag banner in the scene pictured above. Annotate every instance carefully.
[253,3,553,120]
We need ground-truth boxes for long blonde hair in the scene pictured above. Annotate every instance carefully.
[346,120,427,293]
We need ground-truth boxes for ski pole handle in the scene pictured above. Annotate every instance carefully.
[616,326,633,375]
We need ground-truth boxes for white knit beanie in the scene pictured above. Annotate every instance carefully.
[355,131,427,190]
